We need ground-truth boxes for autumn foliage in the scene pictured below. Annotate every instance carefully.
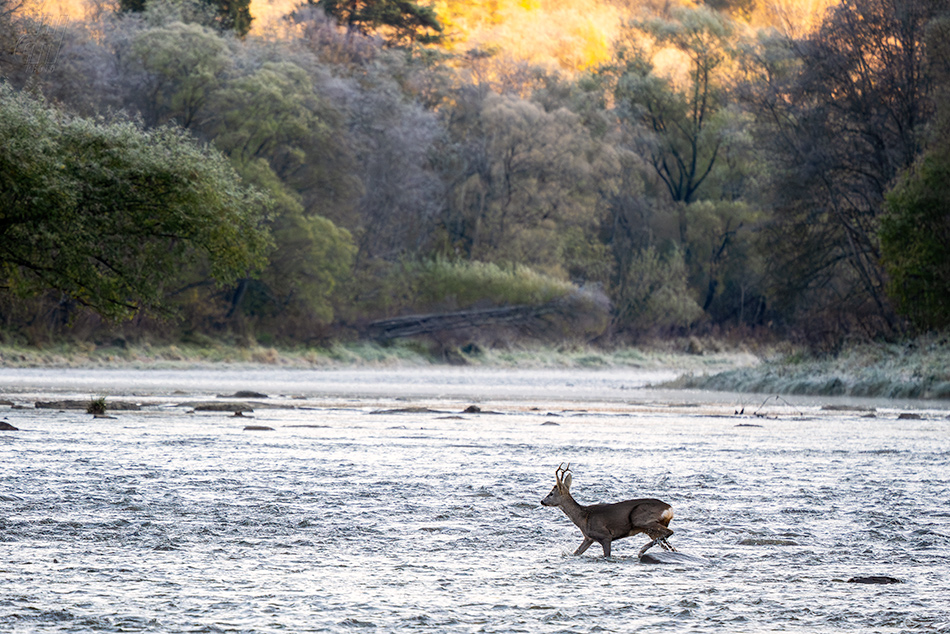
[2,0,949,348]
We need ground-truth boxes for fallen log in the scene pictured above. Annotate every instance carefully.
[364,303,559,340]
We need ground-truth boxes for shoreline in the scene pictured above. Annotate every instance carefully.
[3,336,950,402]
[0,339,759,373]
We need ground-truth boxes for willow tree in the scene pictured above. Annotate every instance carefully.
[440,90,615,277]
[0,85,271,320]
[204,61,357,334]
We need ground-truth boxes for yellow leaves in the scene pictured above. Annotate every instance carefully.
[437,0,623,72]
[19,0,88,20]
[248,0,301,36]
[750,0,839,38]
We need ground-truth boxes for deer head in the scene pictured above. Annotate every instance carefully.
[541,463,573,507]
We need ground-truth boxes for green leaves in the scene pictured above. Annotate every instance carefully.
[616,246,703,332]
[881,150,950,331]
[205,60,357,331]
[443,91,614,274]
[127,21,231,128]
[0,85,272,320]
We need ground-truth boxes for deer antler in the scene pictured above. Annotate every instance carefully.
[555,462,571,486]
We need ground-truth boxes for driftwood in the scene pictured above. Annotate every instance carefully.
[365,303,560,340]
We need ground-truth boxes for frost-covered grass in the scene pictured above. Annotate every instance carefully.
[8,335,948,400]
[673,335,950,400]
[0,338,759,372]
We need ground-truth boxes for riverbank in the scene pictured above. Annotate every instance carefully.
[4,336,949,401]
[0,337,758,374]
[671,336,950,400]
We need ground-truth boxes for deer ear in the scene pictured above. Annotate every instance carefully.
[561,472,572,490]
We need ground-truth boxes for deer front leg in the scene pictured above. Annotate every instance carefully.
[574,536,595,555]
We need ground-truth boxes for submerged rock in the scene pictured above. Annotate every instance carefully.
[461,404,502,414]
[738,537,798,546]
[243,425,274,431]
[218,390,268,399]
[370,407,446,415]
[178,400,287,411]
[639,551,707,565]
[847,576,902,584]
[190,402,254,413]
[821,404,876,412]
[0,421,19,431]
[34,400,141,411]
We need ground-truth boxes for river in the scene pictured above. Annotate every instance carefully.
[1,367,948,633]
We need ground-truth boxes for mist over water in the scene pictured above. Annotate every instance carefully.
[2,368,949,633]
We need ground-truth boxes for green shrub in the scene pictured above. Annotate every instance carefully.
[350,258,576,317]
[615,246,704,333]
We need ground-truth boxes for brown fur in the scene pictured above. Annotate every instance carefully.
[541,464,676,558]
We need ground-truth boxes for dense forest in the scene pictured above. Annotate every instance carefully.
[1,0,949,352]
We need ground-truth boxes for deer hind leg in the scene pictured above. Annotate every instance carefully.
[639,525,675,557]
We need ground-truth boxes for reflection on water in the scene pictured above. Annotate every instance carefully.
[1,368,948,633]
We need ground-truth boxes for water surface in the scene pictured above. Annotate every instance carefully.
[2,368,948,632]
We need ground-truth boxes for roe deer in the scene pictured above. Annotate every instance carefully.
[541,463,676,558]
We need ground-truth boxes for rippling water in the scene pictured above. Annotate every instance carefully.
[2,368,949,633]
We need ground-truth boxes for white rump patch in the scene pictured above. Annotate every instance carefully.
[661,507,674,523]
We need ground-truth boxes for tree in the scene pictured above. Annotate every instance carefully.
[0,85,272,320]
[118,0,253,37]
[615,245,703,333]
[878,14,950,332]
[611,7,742,210]
[122,21,231,128]
[601,8,763,330]
[343,77,443,263]
[310,0,443,46]
[750,0,947,339]
[204,61,358,332]
[879,149,950,331]
[439,89,613,275]
[205,60,359,223]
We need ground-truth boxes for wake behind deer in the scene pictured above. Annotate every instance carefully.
[541,463,676,558]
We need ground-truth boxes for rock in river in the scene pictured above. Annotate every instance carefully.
[34,400,141,411]
[639,551,707,565]
[218,391,269,399]
[847,576,902,584]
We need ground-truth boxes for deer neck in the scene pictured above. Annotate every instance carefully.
[558,494,589,530]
